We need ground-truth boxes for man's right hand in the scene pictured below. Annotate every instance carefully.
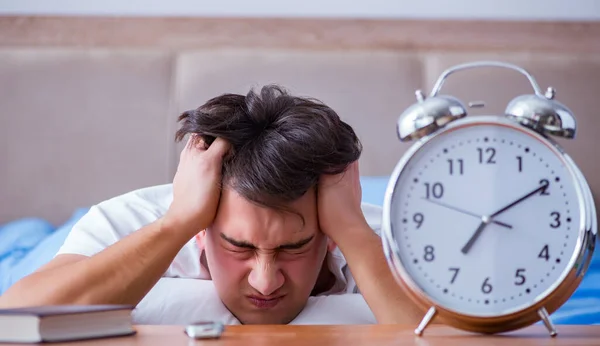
[0,135,231,308]
[163,135,231,236]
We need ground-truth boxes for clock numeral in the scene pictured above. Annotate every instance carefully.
[424,182,444,199]
[447,159,464,175]
[448,267,460,284]
[550,211,561,228]
[514,268,526,286]
[477,147,496,164]
[516,156,523,172]
[413,213,424,229]
[423,245,435,262]
[538,244,550,261]
[539,179,550,196]
[481,277,493,294]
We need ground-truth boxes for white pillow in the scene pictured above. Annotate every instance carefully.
[133,277,376,325]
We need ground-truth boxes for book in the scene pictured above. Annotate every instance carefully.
[0,305,135,343]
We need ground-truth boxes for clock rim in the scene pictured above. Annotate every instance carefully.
[381,115,596,333]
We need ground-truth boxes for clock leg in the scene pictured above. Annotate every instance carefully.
[537,307,558,337]
[414,306,437,336]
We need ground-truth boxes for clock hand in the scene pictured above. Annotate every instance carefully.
[461,216,492,254]
[461,182,547,255]
[490,183,547,218]
[422,198,512,229]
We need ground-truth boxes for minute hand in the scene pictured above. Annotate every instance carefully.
[490,184,547,218]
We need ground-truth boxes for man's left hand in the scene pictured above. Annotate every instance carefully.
[317,161,423,324]
[317,161,370,244]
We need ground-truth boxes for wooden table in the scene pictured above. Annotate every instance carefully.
[6,325,600,345]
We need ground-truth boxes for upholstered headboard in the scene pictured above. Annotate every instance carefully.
[1,17,599,226]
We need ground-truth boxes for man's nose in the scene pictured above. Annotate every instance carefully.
[248,257,284,296]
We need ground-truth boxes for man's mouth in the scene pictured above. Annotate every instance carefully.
[247,295,284,309]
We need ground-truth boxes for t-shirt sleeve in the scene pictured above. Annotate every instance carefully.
[55,205,121,257]
[55,196,165,258]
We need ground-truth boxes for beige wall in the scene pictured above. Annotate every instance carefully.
[0,17,599,225]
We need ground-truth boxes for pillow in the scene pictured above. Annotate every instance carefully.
[2,208,90,294]
[134,277,375,325]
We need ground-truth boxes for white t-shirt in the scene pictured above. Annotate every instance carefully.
[57,184,384,325]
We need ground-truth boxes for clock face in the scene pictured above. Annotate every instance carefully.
[388,119,584,317]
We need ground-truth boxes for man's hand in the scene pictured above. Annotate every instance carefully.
[0,135,231,309]
[164,135,230,236]
[318,161,423,324]
[317,161,369,243]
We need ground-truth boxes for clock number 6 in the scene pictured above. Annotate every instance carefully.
[481,277,493,294]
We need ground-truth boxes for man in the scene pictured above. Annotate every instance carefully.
[0,85,421,325]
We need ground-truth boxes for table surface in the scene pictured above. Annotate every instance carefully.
[10,324,600,345]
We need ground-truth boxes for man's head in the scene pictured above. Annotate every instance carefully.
[175,85,361,324]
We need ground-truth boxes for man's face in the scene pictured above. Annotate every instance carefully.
[202,187,329,324]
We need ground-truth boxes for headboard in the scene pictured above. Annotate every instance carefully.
[1,17,599,225]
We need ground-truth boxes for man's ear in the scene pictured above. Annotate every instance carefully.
[327,237,337,252]
[195,229,207,249]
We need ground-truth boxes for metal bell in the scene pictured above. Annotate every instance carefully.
[397,90,467,142]
[505,87,576,139]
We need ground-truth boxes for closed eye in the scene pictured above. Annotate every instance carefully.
[219,233,315,252]
[225,247,255,260]
[227,248,252,254]
[220,233,257,250]
[282,248,310,256]
[276,235,315,251]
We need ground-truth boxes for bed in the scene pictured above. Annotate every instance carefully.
[1,41,599,325]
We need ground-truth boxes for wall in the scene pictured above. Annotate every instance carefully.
[1,0,599,20]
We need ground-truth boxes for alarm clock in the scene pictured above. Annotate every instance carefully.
[381,61,597,337]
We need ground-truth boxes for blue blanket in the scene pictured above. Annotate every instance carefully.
[0,178,598,325]
[0,208,89,293]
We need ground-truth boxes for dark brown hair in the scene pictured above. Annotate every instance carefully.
[175,84,362,210]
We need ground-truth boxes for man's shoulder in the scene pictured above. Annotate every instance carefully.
[97,184,174,216]
[73,184,174,238]
[58,183,201,277]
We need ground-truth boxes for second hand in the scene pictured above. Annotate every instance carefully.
[421,198,513,229]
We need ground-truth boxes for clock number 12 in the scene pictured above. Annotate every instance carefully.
[477,147,496,164]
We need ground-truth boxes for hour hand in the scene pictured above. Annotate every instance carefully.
[461,217,491,254]
[422,198,513,229]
